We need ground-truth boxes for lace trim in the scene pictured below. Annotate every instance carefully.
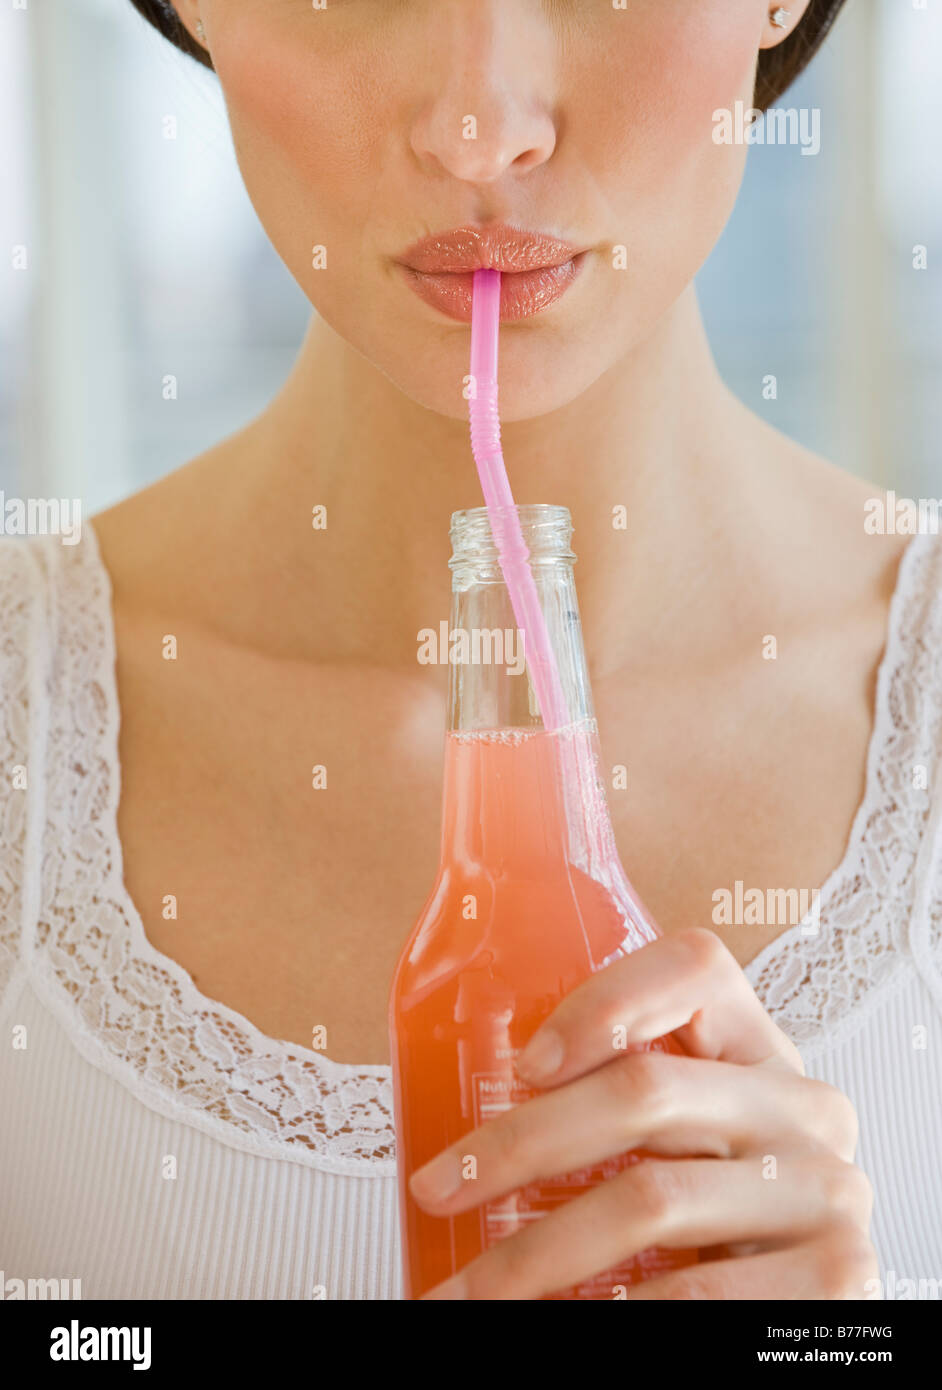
[743,532,942,1056]
[4,527,942,1175]
[0,542,42,1015]
[25,528,396,1178]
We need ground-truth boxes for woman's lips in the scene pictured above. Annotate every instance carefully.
[398,253,587,323]
[395,225,589,322]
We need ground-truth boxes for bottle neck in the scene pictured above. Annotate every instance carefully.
[440,553,600,871]
[446,556,593,735]
[438,507,660,948]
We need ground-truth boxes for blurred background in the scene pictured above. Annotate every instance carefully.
[1,0,939,514]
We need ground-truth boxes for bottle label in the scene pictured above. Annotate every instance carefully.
[468,1042,696,1297]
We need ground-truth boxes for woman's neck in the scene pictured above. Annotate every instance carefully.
[210,280,768,672]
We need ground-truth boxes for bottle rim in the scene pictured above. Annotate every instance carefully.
[449,504,576,566]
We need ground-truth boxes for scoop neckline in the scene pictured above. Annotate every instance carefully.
[83,517,393,1081]
[739,530,924,990]
[81,517,924,1069]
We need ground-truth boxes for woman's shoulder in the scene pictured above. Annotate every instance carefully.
[799,456,942,719]
[0,536,56,1001]
[873,528,942,905]
[0,529,112,995]
[0,530,51,625]
[888,529,942,710]
[801,456,942,704]
[898,526,942,634]
[0,528,105,690]
[865,532,942,807]
[0,533,59,729]
[884,529,942,999]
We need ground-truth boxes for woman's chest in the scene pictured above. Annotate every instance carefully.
[111,616,452,1065]
[108,612,875,1066]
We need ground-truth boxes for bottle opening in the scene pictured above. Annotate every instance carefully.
[445,503,590,732]
[449,504,576,577]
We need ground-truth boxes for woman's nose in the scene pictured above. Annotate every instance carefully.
[408,2,558,185]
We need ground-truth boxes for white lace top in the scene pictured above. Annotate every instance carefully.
[1,525,941,1300]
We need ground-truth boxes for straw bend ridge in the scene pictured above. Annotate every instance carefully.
[468,268,570,731]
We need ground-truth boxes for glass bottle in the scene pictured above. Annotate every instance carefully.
[389,504,697,1300]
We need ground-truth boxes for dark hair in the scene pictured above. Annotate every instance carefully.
[128,0,847,113]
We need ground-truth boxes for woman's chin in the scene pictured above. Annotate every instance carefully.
[376,328,620,424]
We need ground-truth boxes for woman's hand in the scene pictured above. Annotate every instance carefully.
[409,927,879,1300]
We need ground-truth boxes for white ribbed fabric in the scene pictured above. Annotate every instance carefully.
[806,970,942,1283]
[1,986,400,1299]
[1,526,941,1300]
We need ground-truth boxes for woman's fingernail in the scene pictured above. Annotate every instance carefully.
[421,1272,468,1300]
[409,1150,463,1205]
[518,1027,564,1081]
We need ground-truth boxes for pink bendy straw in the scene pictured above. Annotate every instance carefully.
[468,271,661,942]
[469,269,570,731]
